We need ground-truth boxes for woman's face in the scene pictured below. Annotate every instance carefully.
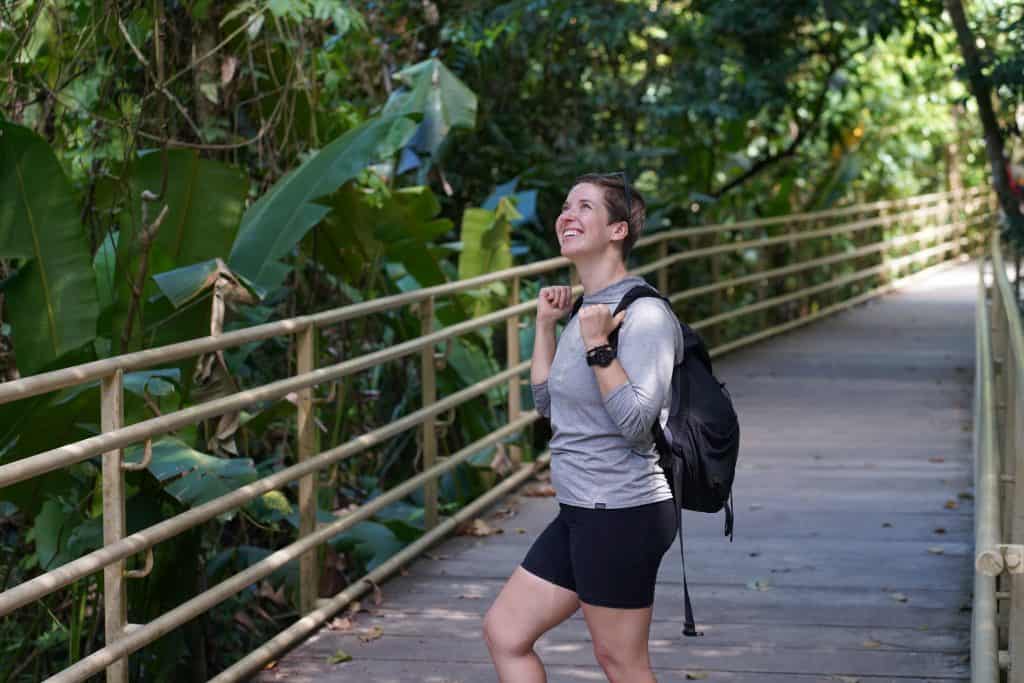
[555,182,624,259]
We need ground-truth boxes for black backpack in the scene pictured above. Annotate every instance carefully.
[570,285,740,637]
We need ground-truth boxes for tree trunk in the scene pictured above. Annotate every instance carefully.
[945,0,1024,245]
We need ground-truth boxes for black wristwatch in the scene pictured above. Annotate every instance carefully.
[586,343,616,367]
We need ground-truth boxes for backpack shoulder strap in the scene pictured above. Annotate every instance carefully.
[569,295,585,320]
[612,285,667,316]
[609,285,670,347]
[570,284,668,321]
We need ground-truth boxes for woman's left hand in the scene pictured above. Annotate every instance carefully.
[578,305,626,351]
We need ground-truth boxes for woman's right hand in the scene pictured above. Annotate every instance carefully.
[537,286,573,327]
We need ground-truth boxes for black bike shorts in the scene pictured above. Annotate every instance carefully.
[520,498,678,609]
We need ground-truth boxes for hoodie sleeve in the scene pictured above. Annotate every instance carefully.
[602,298,680,445]
[531,381,551,418]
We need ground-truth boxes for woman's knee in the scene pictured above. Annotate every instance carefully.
[483,607,534,657]
[591,638,622,671]
[591,636,651,679]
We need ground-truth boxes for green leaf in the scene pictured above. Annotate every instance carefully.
[312,184,451,287]
[457,198,518,316]
[105,149,247,352]
[152,257,255,309]
[384,58,477,159]
[458,199,518,278]
[93,231,119,318]
[206,544,298,589]
[326,520,406,572]
[126,437,257,513]
[245,489,293,524]
[0,121,99,375]
[30,500,66,570]
[229,114,416,296]
[328,649,353,664]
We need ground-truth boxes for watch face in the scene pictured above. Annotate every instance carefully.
[588,346,616,367]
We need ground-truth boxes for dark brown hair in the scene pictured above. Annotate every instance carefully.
[573,172,646,260]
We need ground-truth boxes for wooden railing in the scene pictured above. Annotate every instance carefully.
[973,233,1024,681]
[0,186,992,682]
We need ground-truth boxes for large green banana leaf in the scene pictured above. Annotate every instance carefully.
[105,149,248,352]
[457,198,519,318]
[458,199,517,276]
[229,114,416,296]
[0,121,98,376]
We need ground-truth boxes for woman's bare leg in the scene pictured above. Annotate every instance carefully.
[483,566,580,682]
[581,602,657,683]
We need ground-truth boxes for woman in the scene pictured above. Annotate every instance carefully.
[483,173,683,682]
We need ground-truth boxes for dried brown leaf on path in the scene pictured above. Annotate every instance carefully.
[521,482,556,497]
[457,518,504,536]
[328,616,353,631]
[489,506,518,521]
[359,626,384,643]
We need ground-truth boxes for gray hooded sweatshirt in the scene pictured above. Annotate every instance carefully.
[531,275,681,509]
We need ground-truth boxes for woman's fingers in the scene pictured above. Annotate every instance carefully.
[539,286,573,313]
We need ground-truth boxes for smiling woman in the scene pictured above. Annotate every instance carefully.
[483,172,681,683]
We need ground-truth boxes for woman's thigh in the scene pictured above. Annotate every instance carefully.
[486,566,580,646]
[580,601,654,662]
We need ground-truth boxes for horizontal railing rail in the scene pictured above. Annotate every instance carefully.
[0,186,992,682]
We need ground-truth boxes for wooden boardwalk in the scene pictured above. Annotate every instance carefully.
[257,262,978,682]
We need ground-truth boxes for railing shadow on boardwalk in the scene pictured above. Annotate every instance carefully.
[257,260,981,682]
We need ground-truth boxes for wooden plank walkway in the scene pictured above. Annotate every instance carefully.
[257,262,978,682]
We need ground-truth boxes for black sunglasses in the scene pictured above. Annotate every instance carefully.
[603,171,632,228]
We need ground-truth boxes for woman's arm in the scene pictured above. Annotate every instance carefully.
[531,319,558,386]
[530,286,573,417]
[580,299,679,443]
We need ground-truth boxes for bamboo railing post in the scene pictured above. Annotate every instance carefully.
[992,280,1013,558]
[101,369,128,683]
[755,240,768,331]
[947,194,957,256]
[710,233,723,346]
[420,297,439,529]
[879,205,893,286]
[657,240,669,293]
[296,325,318,616]
[506,277,523,466]
[1010,359,1024,682]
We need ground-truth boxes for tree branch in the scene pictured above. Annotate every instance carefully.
[712,44,864,198]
